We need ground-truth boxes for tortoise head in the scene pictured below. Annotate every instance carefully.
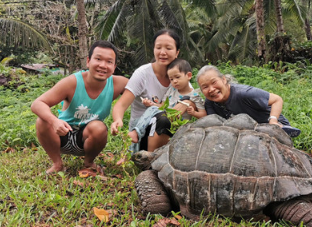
[131,150,156,170]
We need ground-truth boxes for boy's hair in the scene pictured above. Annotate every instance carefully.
[167,58,192,74]
[88,40,118,64]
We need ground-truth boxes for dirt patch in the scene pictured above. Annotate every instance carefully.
[0,75,9,86]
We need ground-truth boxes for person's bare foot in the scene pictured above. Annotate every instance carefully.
[128,130,139,143]
[46,163,65,174]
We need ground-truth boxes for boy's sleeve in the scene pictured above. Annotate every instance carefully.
[190,95,205,110]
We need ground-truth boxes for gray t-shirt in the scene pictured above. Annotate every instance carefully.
[204,83,290,125]
[162,86,205,120]
[126,63,170,128]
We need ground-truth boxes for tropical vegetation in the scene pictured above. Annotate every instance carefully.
[0,0,311,72]
[1,61,312,226]
[1,0,312,226]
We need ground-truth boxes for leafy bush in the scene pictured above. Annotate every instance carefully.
[0,65,62,150]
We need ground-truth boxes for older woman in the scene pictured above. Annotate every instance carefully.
[196,65,301,137]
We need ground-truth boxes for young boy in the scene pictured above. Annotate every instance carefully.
[31,40,128,174]
[128,58,206,147]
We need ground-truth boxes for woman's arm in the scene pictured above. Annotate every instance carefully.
[267,93,283,125]
[111,89,135,135]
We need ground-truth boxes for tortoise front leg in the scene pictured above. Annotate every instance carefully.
[264,195,312,226]
[135,170,172,216]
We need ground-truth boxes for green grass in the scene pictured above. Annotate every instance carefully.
[0,63,311,226]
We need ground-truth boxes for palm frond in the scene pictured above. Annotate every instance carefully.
[126,0,157,64]
[228,17,257,64]
[183,0,217,18]
[95,0,128,40]
[0,18,50,51]
[282,0,305,26]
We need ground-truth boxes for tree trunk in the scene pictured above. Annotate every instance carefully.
[76,0,88,69]
[255,0,266,60]
[305,18,312,41]
[274,0,284,34]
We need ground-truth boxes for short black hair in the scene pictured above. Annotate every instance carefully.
[153,29,181,50]
[167,58,191,74]
[88,40,118,64]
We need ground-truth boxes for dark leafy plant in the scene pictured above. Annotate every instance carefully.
[158,98,189,134]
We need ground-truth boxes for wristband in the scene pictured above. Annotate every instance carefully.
[268,116,277,121]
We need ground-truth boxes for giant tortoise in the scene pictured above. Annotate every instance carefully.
[132,114,312,226]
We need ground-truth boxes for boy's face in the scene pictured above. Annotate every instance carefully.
[167,66,191,91]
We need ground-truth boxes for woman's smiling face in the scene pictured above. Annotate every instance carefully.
[198,69,230,103]
[153,34,179,66]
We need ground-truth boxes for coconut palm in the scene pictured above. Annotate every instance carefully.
[188,0,310,64]
[0,18,50,51]
[93,0,204,69]
[283,0,311,41]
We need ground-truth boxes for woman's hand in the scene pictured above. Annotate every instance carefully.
[111,119,123,136]
[142,98,155,107]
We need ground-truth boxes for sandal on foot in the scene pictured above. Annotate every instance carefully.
[80,164,104,176]
[282,125,301,138]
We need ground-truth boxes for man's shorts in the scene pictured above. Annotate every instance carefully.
[60,126,85,156]
[140,112,172,151]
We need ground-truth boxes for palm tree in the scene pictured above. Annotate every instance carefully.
[283,0,311,41]
[275,0,285,34]
[76,0,88,69]
[94,0,204,69]
[0,18,50,51]
[185,0,259,64]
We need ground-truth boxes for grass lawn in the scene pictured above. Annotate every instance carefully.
[1,63,312,226]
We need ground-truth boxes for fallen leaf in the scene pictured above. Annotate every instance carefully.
[97,175,109,181]
[153,217,180,227]
[174,214,182,220]
[107,209,118,219]
[116,158,126,165]
[107,152,114,157]
[113,174,122,179]
[30,143,38,151]
[106,202,115,207]
[169,218,180,225]
[73,180,84,187]
[93,207,109,222]
[4,147,15,153]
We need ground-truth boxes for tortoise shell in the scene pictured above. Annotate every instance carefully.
[149,114,312,217]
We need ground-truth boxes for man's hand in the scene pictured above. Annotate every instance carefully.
[52,119,72,136]
[111,119,123,136]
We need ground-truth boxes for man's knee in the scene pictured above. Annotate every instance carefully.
[84,121,108,138]
[36,117,52,133]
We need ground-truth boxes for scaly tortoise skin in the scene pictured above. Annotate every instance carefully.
[132,114,312,226]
